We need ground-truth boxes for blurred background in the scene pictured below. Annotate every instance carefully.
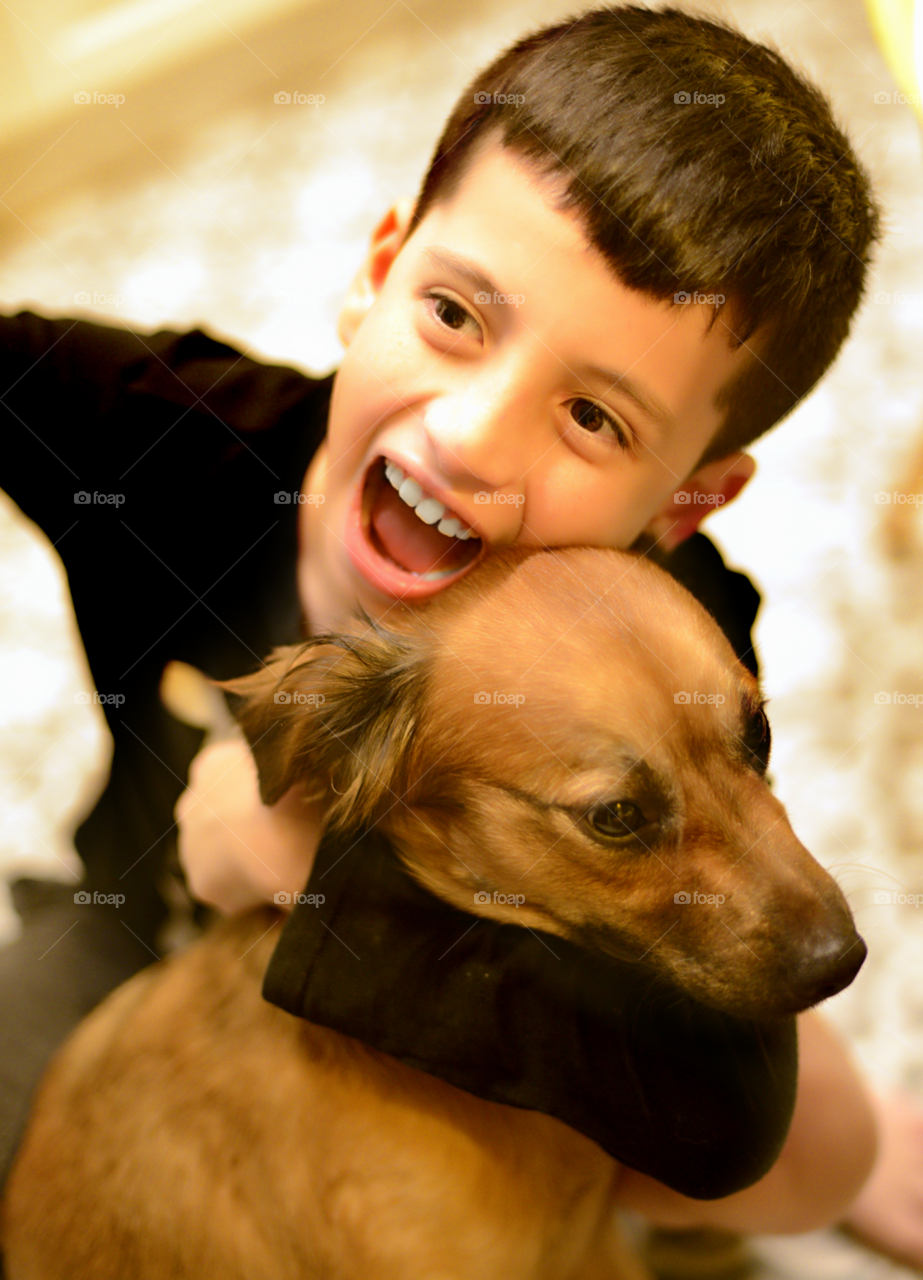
[0,1,922,1275]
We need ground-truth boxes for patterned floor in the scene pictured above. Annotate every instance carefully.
[1,0,922,1274]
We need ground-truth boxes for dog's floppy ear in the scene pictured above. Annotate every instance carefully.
[216,615,428,832]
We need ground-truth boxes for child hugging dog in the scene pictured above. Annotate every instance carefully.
[0,1,917,1272]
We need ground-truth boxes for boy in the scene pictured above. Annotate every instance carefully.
[0,0,913,1267]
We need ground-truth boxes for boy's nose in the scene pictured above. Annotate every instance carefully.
[423,390,532,492]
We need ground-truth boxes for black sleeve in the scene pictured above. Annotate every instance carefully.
[0,310,334,684]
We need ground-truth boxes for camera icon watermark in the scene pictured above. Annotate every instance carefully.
[874,691,923,707]
[74,890,125,907]
[473,491,525,506]
[74,490,125,506]
[474,91,525,106]
[274,491,324,505]
[873,889,923,907]
[474,690,526,706]
[673,491,725,506]
[873,91,922,106]
[674,90,725,107]
[874,492,923,506]
[75,690,126,707]
[74,291,125,307]
[273,91,325,106]
[674,290,726,306]
[474,889,525,907]
[473,290,525,307]
[74,91,125,107]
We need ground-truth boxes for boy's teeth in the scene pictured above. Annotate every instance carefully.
[384,461,476,541]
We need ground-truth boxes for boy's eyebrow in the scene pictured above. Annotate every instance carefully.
[575,361,676,437]
[423,247,675,436]
[423,248,498,303]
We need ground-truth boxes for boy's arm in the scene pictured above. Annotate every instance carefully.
[0,308,328,563]
[615,1010,878,1234]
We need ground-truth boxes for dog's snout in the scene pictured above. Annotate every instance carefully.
[789,928,867,1009]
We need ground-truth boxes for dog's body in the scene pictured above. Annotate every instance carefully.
[5,908,642,1280]
[1,547,865,1279]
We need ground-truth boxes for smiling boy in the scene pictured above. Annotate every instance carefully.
[300,141,755,631]
[2,0,915,1268]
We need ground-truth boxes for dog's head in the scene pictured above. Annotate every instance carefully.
[221,545,865,1019]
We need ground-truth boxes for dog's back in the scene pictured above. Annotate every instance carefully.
[2,908,644,1280]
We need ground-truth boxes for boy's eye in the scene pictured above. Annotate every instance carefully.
[569,398,631,452]
[424,290,480,336]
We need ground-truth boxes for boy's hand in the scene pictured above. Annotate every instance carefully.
[175,737,326,915]
[614,1010,878,1235]
[842,1088,923,1268]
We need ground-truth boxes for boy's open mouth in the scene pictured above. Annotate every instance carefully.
[348,457,484,598]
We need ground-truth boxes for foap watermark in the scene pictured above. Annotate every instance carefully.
[75,691,125,707]
[474,491,525,506]
[674,290,726,306]
[873,91,923,107]
[674,890,726,906]
[274,491,324,505]
[474,91,525,106]
[74,91,125,107]
[474,290,525,307]
[75,490,125,506]
[674,90,725,107]
[273,891,326,906]
[75,890,125,907]
[874,692,923,707]
[273,690,325,705]
[874,890,923,907]
[474,690,525,706]
[475,890,525,907]
[273,91,325,106]
[75,291,125,308]
[674,690,726,706]
[674,491,725,506]
[875,491,923,506]
[873,292,923,305]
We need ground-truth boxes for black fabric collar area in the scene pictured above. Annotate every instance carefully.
[262,827,797,1201]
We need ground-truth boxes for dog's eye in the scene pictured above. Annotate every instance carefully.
[742,707,772,775]
[585,801,648,840]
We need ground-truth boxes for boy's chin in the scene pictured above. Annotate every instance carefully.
[344,456,485,603]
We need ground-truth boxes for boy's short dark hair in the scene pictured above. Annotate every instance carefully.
[410,4,882,468]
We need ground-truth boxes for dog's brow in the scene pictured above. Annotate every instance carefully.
[492,753,666,813]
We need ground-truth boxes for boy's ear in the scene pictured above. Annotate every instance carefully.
[644,452,755,553]
[337,196,417,346]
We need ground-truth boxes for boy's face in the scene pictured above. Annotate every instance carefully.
[299,139,756,632]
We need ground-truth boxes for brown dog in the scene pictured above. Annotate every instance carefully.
[1,546,865,1279]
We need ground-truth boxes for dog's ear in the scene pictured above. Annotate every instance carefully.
[216,617,428,831]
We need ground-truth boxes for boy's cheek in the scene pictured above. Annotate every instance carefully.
[330,334,413,463]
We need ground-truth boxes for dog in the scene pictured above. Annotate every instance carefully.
[1,545,866,1279]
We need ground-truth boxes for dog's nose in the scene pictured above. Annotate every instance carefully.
[789,930,867,1008]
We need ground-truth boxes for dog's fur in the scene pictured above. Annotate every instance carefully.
[1,546,865,1279]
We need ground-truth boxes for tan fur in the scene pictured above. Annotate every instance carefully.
[2,546,864,1279]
